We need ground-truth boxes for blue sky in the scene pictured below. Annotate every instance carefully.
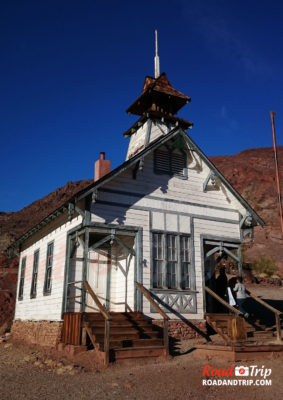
[1,0,283,212]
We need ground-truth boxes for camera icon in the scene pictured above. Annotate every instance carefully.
[235,366,249,376]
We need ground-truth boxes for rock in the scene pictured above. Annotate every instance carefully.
[34,361,42,367]
[112,383,119,387]
[64,365,73,371]
[24,356,31,362]
[56,368,64,375]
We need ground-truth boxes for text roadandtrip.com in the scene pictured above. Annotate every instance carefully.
[202,365,272,386]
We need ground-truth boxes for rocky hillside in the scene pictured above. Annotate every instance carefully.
[210,146,283,274]
[0,179,92,332]
[1,147,283,268]
[0,146,283,332]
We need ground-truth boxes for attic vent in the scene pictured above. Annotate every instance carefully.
[172,150,186,177]
[154,147,170,174]
[154,146,187,178]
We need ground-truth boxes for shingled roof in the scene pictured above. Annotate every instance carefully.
[127,73,191,116]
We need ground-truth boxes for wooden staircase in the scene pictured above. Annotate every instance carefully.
[83,311,168,363]
[206,313,277,344]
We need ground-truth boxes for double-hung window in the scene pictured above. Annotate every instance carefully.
[44,242,54,295]
[152,232,191,290]
[30,250,39,298]
[18,256,26,300]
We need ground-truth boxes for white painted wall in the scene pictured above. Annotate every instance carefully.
[126,119,174,160]
[14,216,82,321]
[90,146,244,320]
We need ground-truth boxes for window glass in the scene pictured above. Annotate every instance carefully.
[18,257,26,300]
[152,233,191,290]
[44,242,54,294]
[30,250,39,298]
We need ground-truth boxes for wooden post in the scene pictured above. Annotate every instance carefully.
[270,111,283,241]
[81,327,87,346]
[104,319,110,366]
[163,318,169,353]
[275,314,282,341]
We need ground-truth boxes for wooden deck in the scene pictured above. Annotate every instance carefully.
[193,343,283,361]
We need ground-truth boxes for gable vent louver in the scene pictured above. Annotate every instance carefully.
[172,152,186,177]
[155,149,171,174]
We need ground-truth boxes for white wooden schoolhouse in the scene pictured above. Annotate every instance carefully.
[10,46,263,363]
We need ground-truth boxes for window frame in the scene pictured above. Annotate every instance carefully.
[151,231,191,291]
[43,241,54,295]
[18,256,27,300]
[154,145,187,179]
[30,249,40,299]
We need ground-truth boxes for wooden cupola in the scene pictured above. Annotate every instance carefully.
[126,72,191,117]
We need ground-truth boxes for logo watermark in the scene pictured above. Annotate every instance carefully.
[202,365,272,386]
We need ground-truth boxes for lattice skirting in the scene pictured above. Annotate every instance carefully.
[150,292,197,314]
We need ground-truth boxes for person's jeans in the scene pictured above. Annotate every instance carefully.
[237,298,247,314]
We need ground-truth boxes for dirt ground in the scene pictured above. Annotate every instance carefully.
[0,284,283,400]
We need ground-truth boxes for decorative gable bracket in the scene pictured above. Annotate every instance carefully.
[203,170,216,192]
[240,213,254,242]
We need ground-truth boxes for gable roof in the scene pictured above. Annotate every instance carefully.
[10,126,264,251]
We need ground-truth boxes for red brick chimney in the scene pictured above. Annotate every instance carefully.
[94,152,111,181]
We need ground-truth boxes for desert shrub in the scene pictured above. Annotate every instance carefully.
[252,254,278,277]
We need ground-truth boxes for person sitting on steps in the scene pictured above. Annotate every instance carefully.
[233,276,249,318]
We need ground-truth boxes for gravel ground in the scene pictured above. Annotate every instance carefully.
[1,338,282,400]
[0,285,282,400]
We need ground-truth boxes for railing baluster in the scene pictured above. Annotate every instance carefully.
[135,281,169,353]
[163,318,169,352]
[104,319,110,366]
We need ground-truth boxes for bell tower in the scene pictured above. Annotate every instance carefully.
[124,31,193,160]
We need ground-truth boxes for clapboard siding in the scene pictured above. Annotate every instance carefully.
[88,148,244,319]
[14,216,82,321]
[102,152,247,215]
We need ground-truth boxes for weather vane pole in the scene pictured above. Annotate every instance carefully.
[154,29,160,78]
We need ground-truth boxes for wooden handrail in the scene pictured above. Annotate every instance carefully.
[135,282,169,320]
[135,281,169,353]
[205,286,242,316]
[83,281,111,320]
[83,280,111,365]
[246,289,282,316]
[246,289,282,341]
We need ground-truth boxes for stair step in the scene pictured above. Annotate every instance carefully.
[110,338,163,349]
[114,346,166,360]
[206,313,236,320]
[252,331,274,338]
[94,331,160,341]
[84,312,146,321]
[85,320,152,328]
[215,322,229,328]
[91,326,158,334]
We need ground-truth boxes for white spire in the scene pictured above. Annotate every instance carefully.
[154,29,160,78]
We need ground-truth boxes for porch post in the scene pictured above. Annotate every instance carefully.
[237,246,242,277]
[62,234,72,315]
[81,227,89,312]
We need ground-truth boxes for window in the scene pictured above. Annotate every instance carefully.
[44,242,54,294]
[154,146,187,178]
[30,250,39,298]
[152,232,191,289]
[18,257,26,300]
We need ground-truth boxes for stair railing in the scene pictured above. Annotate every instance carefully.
[205,286,247,342]
[246,289,282,341]
[83,280,111,364]
[205,286,242,316]
[135,281,169,352]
